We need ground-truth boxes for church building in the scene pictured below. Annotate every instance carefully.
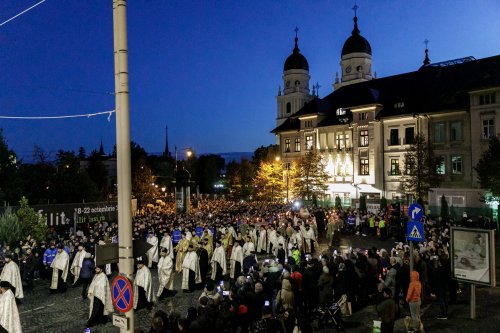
[272,11,500,217]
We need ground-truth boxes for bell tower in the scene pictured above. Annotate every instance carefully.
[276,27,313,128]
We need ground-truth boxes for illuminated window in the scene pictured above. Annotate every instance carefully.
[336,133,345,149]
[294,138,301,152]
[390,159,400,175]
[437,158,445,175]
[284,139,290,152]
[359,158,369,175]
[451,156,462,174]
[336,108,346,116]
[482,119,495,139]
[305,135,313,150]
[359,130,369,147]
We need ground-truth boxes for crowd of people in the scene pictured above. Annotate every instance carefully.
[0,198,496,333]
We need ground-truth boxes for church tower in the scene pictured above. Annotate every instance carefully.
[334,7,372,90]
[276,28,313,128]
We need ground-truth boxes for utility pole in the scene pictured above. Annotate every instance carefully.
[113,1,134,332]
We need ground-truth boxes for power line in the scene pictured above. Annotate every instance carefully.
[0,110,115,121]
[0,0,48,28]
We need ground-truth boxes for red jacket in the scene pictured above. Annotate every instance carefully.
[406,271,422,302]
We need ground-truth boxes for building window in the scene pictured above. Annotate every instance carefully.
[405,127,415,145]
[359,158,369,175]
[284,139,290,152]
[450,121,463,141]
[437,158,446,175]
[482,119,495,139]
[405,162,412,175]
[451,155,462,174]
[359,112,368,121]
[434,123,445,143]
[479,93,496,105]
[389,128,399,146]
[359,130,369,147]
[345,133,351,149]
[294,138,300,152]
[286,102,291,114]
[305,135,313,150]
[336,108,346,116]
[304,120,313,128]
[390,159,400,175]
[336,133,345,150]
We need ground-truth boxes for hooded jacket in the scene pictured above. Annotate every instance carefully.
[406,271,422,303]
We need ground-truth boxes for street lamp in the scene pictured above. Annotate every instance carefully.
[174,146,193,171]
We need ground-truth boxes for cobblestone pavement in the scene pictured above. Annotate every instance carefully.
[20,233,500,332]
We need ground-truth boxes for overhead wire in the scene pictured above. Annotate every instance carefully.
[0,110,115,121]
[0,0,48,28]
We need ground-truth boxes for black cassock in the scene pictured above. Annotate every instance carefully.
[86,297,107,327]
[197,248,209,286]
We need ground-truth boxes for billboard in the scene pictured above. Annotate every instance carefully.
[450,227,496,287]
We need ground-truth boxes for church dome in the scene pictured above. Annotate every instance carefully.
[341,16,372,56]
[284,37,309,71]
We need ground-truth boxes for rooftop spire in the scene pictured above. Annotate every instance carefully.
[352,4,360,35]
[423,39,431,65]
[293,26,300,53]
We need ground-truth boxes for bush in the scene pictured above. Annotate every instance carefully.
[0,207,22,247]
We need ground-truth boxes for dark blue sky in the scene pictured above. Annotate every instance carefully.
[1,0,499,161]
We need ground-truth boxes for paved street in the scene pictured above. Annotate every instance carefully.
[18,233,500,332]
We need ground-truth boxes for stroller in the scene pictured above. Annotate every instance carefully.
[317,294,346,332]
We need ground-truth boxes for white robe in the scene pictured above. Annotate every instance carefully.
[0,289,22,333]
[87,272,113,318]
[230,245,244,279]
[0,261,23,299]
[50,251,69,289]
[242,241,255,257]
[157,255,174,296]
[133,266,155,309]
[257,228,267,253]
[210,246,227,280]
[146,235,159,267]
[70,249,86,283]
[160,235,174,259]
[181,251,201,290]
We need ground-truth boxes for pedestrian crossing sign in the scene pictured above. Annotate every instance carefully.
[407,221,424,242]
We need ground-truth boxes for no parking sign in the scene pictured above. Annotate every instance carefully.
[111,275,133,313]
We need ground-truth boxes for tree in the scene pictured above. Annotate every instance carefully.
[291,150,330,202]
[0,207,22,247]
[474,134,500,203]
[400,133,442,202]
[193,154,225,194]
[227,159,254,200]
[359,194,367,213]
[0,129,20,205]
[16,197,48,242]
[335,196,342,210]
[380,196,388,212]
[440,194,449,222]
[87,150,109,195]
[254,159,284,202]
[132,161,158,207]
[252,145,279,169]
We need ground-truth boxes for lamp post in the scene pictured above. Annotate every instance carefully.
[174,146,193,171]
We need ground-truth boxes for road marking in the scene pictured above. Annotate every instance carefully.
[32,306,45,311]
[46,303,55,307]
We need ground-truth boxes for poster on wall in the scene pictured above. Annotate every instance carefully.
[450,227,495,287]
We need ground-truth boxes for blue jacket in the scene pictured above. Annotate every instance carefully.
[43,248,58,266]
[80,258,95,279]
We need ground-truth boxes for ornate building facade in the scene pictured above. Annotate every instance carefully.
[272,14,499,216]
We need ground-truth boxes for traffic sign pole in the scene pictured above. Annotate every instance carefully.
[113,1,134,332]
[407,203,425,273]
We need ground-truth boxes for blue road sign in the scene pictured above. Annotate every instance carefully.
[407,220,424,242]
[408,203,424,221]
[112,275,133,313]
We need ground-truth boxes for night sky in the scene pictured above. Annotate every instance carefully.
[1,0,499,161]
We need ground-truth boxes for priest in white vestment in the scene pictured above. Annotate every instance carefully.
[70,244,87,285]
[0,254,23,300]
[146,232,159,268]
[0,281,22,333]
[133,259,155,310]
[50,244,69,294]
[210,241,227,282]
[86,265,113,327]
[257,226,267,254]
[181,244,201,293]
[160,231,174,259]
[157,247,175,299]
[242,236,255,257]
[230,242,244,280]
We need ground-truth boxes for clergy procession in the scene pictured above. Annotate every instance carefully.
[0,196,470,333]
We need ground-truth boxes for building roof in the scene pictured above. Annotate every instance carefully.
[272,55,500,134]
[341,16,372,56]
[284,37,309,71]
